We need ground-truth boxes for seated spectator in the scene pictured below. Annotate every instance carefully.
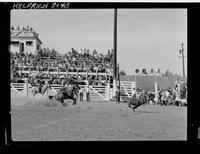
[10,47,113,86]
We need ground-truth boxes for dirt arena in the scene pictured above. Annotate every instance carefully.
[11,96,187,141]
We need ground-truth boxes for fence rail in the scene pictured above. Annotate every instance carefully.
[120,75,187,90]
[10,82,109,101]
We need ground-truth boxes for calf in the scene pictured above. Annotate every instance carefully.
[127,93,148,111]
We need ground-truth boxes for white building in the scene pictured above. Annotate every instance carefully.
[10,26,43,54]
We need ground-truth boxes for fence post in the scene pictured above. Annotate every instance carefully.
[106,83,110,101]
[178,83,181,99]
[24,78,28,96]
[154,82,158,103]
[135,75,137,92]
[131,81,136,96]
[57,66,59,78]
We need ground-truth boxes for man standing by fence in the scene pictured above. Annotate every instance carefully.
[86,86,90,102]
[38,79,43,94]
[79,88,84,101]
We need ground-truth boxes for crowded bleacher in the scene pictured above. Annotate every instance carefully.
[10,47,113,85]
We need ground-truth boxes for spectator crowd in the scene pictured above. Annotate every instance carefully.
[10,48,113,85]
[132,78,187,106]
[11,48,113,73]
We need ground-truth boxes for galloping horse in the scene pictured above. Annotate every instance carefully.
[127,92,148,111]
[48,84,80,106]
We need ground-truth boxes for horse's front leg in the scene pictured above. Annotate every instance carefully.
[131,104,138,111]
[59,98,67,106]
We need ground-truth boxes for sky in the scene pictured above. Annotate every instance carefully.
[11,9,187,76]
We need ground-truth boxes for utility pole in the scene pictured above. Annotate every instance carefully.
[179,43,186,78]
[117,63,120,89]
[113,8,117,95]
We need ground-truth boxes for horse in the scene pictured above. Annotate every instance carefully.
[31,81,51,96]
[48,84,80,106]
[127,92,148,111]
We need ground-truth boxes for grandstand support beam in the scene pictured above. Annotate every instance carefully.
[154,72,158,103]
[113,8,118,95]
[135,74,137,92]
[181,43,185,78]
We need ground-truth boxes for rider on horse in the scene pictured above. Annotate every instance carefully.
[50,76,80,106]
[60,77,74,95]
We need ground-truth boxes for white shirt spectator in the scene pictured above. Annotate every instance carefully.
[180,80,184,85]
[79,88,83,93]
[131,90,136,97]
[165,91,170,97]
[85,86,90,93]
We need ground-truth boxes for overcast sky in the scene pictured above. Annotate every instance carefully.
[11,9,187,76]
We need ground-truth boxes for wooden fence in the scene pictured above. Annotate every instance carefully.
[120,75,187,90]
[10,82,109,101]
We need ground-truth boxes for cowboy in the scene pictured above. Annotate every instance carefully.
[59,78,68,94]
[37,79,43,94]
[67,84,74,96]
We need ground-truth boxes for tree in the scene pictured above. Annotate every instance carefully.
[162,70,173,77]
[142,68,147,74]
[92,49,97,55]
[50,49,57,58]
[37,49,43,57]
[119,70,126,76]
[135,69,139,74]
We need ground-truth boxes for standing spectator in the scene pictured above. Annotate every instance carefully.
[79,88,84,101]
[180,79,184,85]
[38,79,43,94]
[175,78,180,92]
[86,86,90,102]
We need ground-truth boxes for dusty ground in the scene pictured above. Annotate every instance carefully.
[11,96,187,141]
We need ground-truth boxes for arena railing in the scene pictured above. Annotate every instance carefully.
[10,80,112,101]
[13,66,112,74]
